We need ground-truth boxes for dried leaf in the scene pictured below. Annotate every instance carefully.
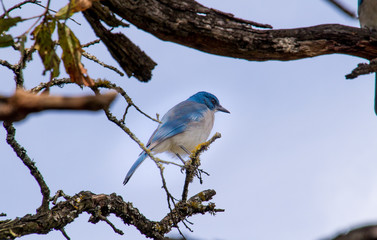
[31,18,60,78]
[57,22,94,86]
[0,17,23,34]
[56,0,99,19]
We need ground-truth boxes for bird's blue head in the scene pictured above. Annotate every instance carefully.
[358,0,363,7]
[188,91,230,113]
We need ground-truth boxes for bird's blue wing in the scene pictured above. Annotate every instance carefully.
[147,100,207,148]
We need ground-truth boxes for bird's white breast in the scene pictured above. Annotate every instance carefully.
[154,110,215,156]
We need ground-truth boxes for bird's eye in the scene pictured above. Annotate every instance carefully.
[211,99,216,104]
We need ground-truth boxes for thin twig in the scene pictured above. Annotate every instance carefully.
[175,224,187,240]
[3,122,50,212]
[33,1,81,25]
[82,50,124,76]
[121,103,132,123]
[94,80,160,123]
[59,228,71,240]
[158,164,176,209]
[14,42,36,87]
[0,0,38,19]
[30,78,73,93]
[82,39,100,48]
[325,0,357,19]
[97,215,124,235]
[181,219,193,232]
[0,59,16,71]
[50,190,71,205]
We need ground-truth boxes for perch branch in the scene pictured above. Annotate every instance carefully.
[182,133,221,202]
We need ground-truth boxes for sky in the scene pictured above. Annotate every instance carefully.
[1,0,377,240]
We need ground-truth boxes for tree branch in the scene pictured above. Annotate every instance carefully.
[83,4,157,82]
[0,190,221,239]
[182,133,221,202]
[86,0,377,62]
[0,0,37,19]
[331,225,377,240]
[346,59,377,79]
[0,90,117,122]
[3,122,50,213]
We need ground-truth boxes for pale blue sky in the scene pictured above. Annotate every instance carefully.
[1,0,377,239]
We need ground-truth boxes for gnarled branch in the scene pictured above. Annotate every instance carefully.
[81,0,377,63]
[0,190,221,239]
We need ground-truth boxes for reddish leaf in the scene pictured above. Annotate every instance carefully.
[57,22,94,86]
[56,0,99,19]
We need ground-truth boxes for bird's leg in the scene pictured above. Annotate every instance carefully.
[178,145,193,173]
[176,153,186,164]
[180,145,191,155]
[176,153,188,174]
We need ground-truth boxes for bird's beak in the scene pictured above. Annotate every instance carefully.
[217,105,230,113]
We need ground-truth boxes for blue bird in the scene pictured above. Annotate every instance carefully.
[123,91,230,185]
[358,0,377,29]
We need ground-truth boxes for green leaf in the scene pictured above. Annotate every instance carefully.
[0,17,23,34]
[32,18,60,78]
[55,4,74,20]
[0,34,14,47]
[57,22,93,86]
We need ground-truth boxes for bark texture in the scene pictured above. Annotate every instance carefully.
[83,0,377,63]
[0,190,220,240]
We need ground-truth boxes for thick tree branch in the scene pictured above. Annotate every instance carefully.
[0,90,117,122]
[331,225,377,240]
[0,190,221,239]
[83,5,157,82]
[83,0,377,62]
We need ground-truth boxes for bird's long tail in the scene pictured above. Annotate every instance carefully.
[123,152,148,185]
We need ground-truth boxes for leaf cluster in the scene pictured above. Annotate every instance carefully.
[1,0,97,86]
